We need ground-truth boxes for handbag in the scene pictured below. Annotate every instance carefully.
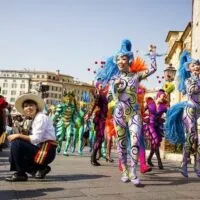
[34,140,57,165]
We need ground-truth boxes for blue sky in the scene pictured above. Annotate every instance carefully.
[0,0,192,89]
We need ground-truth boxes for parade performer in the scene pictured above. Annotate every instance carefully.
[85,83,108,166]
[77,91,90,155]
[96,39,157,185]
[143,89,168,169]
[118,85,152,173]
[53,91,77,156]
[165,50,200,177]
[6,93,57,181]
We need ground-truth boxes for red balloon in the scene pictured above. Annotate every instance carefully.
[95,61,98,64]
[162,76,164,79]
[158,80,161,83]
[156,76,159,79]
[87,68,91,71]
[101,65,104,68]
[93,70,96,74]
[101,61,105,64]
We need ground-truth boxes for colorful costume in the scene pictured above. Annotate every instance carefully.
[165,50,200,177]
[143,90,168,169]
[96,39,157,185]
[77,92,90,155]
[87,84,108,166]
[53,91,77,155]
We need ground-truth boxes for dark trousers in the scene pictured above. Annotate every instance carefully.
[9,139,56,173]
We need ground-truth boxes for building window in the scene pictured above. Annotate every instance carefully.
[20,91,25,95]
[42,75,44,78]
[3,83,8,87]
[13,79,16,82]
[21,80,25,83]
[48,76,51,79]
[2,90,7,95]
[11,83,17,88]
[37,75,40,78]
[20,84,26,89]
[11,91,16,95]
[10,98,15,102]
[53,76,55,80]
[4,79,7,82]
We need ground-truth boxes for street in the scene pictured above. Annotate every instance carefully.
[0,148,200,200]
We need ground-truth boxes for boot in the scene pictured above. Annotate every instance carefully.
[129,166,140,186]
[155,149,163,170]
[195,148,200,177]
[180,149,188,177]
[139,148,152,173]
[147,149,155,167]
[91,150,100,166]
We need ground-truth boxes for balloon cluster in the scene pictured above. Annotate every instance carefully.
[156,75,165,84]
[87,60,106,74]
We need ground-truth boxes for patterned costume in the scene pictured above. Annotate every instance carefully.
[53,91,77,156]
[77,92,90,155]
[88,85,108,166]
[143,90,168,169]
[165,50,200,177]
[109,40,157,185]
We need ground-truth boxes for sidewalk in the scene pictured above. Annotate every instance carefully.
[0,147,200,200]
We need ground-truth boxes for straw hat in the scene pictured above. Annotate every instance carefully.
[15,93,45,115]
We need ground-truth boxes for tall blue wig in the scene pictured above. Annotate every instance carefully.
[113,39,134,64]
[81,91,90,103]
[164,101,187,144]
[95,56,119,86]
[178,50,192,95]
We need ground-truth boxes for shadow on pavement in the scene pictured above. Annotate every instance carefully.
[0,187,64,200]
[30,174,110,182]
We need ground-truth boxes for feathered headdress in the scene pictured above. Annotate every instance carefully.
[178,50,193,94]
[113,39,134,64]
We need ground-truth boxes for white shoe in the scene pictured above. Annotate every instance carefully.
[121,170,129,183]
[130,176,140,186]
[129,166,141,186]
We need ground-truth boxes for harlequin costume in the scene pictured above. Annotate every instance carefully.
[165,50,200,177]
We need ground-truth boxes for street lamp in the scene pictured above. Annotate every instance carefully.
[164,63,176,82]
[163,64,176,103]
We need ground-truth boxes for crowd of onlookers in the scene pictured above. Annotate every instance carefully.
[0,95,32,152]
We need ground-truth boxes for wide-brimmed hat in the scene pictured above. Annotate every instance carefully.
[15,93,45,115]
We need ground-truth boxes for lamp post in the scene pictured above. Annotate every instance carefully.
[161,64,177,156]
[163,64,177,106]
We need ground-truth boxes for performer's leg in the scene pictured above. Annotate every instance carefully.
[128,114,141,185]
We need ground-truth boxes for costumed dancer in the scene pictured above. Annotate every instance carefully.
[137,85,152,173]
[77,91,90,155]
[165,50,200,177]
[85,82,108,166]
[96,39,157,185]
[143,89,168,169]
[53,91,77,156]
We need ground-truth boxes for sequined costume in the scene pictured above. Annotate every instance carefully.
[143,90,168,169]
[53,92,77,156]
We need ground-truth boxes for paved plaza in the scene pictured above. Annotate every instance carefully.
[0,148,200,200]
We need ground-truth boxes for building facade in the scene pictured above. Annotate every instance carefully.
[164,22,192,105]
[192,0,200,59]
[0,69,94,113]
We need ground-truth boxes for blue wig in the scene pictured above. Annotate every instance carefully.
[81,91,90,103]
[178,50,192,94]
[113,39,134,64]
[95,56,119,86]
[164,101,187,144]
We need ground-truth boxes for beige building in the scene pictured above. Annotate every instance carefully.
[165,22,192,105]
[192,0,200,59]
[0,69,94,114]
